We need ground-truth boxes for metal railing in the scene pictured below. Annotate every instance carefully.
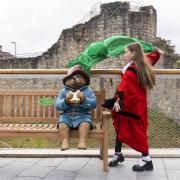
[78,1,143,24]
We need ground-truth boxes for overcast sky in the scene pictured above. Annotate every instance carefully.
[0,0,180,57]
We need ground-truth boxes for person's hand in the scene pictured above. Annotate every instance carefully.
[113,99,121,112]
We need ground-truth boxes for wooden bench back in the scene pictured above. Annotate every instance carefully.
[0,90,105,124]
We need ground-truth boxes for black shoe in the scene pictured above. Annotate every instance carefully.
[108,153,125,167]
[132,160,153,171]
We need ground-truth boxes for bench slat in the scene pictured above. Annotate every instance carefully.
[0,123,103,130]
[17,96,21,117]
[0,96,3,116]
[34,95,38,117]
[28,95,32,117]
[0,117,57,123]
[0,91,58,96]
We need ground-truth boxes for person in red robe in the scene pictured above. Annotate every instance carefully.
[103,43,161,171]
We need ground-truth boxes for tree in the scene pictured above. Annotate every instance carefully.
[153,37,175,54]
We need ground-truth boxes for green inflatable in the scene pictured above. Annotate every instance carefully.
[67,36,156,75]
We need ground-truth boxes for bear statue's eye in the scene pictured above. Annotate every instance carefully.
[66,77,72,81]
[67,74,82,81]
[72,74,81,79]
[76,74,81,78]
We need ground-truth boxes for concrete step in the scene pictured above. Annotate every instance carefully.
[0,148,179,158]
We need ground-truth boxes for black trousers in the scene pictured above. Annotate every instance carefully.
[115,134,122,152]
[114,134,149,157]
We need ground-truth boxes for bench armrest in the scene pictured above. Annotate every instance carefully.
[102,111,112,127]
[102,111,112,120]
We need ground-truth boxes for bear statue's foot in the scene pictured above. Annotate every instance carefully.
[61,148,69,151]
[78,141,87,150]
[59,123,70,151]
[78,122,90,150]
[61,139,70,151]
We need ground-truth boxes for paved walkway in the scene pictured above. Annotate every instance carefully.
[0,149,179,180]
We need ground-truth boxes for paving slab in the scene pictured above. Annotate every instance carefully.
[11,177,41,180]
[0,158,16,168]
[43,170,77,180]
[74,158,108,180]
[166,169,180,180]
[55,157,90,171]
[19,165,55,178]
[36,157,66,167]
[0,161,34,180]
[163,158,180,170]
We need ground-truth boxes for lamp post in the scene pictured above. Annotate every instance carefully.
[11,42,16,58]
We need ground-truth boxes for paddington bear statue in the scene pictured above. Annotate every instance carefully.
[55,65,96,151]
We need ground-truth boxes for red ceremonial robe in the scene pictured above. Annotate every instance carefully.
[112,63,149,154]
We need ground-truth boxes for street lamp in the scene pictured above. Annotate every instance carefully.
[11,42,16,58]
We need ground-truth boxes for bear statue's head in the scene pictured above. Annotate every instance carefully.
[63,65,90,91]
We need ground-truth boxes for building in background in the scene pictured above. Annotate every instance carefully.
[0,45,14,60]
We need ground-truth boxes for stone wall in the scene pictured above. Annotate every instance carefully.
[148,78,180,123]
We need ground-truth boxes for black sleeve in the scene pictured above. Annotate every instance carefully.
[102,97,117,110]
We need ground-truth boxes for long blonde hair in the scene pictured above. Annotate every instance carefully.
[126,42,155,90]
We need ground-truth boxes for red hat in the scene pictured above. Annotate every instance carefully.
[63,65,90,85]
[145,49,161,66]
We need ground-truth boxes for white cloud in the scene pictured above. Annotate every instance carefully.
[0,0,179,55]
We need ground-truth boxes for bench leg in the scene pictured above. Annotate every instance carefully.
[102,111,111,172]
[100,142,103,160]
[103,137,108,172]
[103,117,109,172]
